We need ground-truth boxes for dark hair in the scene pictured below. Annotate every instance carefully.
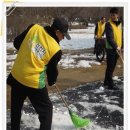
[110,7,119,14]
[101,17,105,20]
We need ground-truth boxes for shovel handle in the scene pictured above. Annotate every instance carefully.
[54,85,69,109]
[116,50,124,64]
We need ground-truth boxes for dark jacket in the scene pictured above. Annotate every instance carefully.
[105,20,122,50]
[7,24,62,86]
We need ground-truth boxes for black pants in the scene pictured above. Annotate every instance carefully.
[104,49,119,88]
[8,75,53,130]
[94,39,105,54]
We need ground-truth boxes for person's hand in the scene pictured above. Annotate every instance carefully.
[101,36,105,39]
[117,46,121,51]
[50,83,56,87]
[94,35,97,39]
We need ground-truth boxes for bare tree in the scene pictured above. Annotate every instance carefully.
[7,7,123,42]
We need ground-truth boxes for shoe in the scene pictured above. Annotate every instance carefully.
[107,86,119,90]
[103,83,108,86]
[104,82,115,87]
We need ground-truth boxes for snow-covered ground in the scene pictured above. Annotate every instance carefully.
[61,28,94,50]
[7,76,123,130]
[7,28,123,130]
[58,53,101,69]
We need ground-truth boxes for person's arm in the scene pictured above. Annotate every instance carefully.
[121,25,123,49]
[94,23,98,37]
[13,24,34,50]
[102,24,106,37]
[46,50,62,86]
[105,22,117,50]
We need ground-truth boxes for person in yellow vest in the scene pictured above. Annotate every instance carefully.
[7,17,71,130]
[94,16,106,54]
[104,8,122,90]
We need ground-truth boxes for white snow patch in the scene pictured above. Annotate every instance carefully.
[59,54,101,69]
[7,42,16,50]
[6,61,14,66]
[21,109,75,130]
[7,54,17,60]
[113,76,121,81]
[69,27,95,33]
[76,60,91,68]
[60,28,95,50]
[94,87,105,93]
[59,57,76,68]
[50,95,59,101]
[21,107,115,130]
[78,102,123,114]
[52,112,75,130]
[81,95,89,100]
[99,86,105,91]
[21,111,40,128]
[68,104,78,112]
[89,60,101,65]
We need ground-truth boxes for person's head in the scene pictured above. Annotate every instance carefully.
[100,17,106,24]
[51,17,71,41]
[110,7,119,21]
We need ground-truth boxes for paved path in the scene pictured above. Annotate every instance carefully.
[7,76,123,130]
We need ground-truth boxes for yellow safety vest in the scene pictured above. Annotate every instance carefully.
[11,24,61,89]
[106,19,122,49]
[97,21,105,38]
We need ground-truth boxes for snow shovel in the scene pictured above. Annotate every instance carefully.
[54,85,91,129]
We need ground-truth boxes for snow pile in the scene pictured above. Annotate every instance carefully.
[59,54,101,69]
[59,57,76,68]
[76,60,91,68]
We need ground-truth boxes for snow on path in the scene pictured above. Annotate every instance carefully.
[7,76,123,130]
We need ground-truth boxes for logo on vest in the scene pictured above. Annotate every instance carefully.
[32,43,46,60]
